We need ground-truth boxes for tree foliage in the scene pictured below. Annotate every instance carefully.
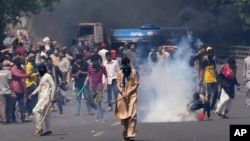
[0,0,60,43]
[233,0,250,30]
[204,0,250,30]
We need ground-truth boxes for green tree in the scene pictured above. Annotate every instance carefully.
[0,0,60,46]
[204,0,250,30]
[233,0,250,30]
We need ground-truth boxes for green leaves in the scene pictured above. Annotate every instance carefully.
[0,0,60,42]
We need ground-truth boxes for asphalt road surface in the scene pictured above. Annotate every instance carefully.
[0,88,249,141]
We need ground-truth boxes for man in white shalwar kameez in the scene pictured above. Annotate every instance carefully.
[29,63,56,136]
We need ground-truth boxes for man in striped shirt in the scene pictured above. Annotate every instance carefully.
[84,54,108,121]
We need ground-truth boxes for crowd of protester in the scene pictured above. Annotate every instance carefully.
[0,30,249,127]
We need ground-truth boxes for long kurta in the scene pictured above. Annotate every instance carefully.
[115,69,139,119]
[32,73,56,130]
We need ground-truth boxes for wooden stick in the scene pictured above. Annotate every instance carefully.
[38,102,52,128]
[108,94,136,107]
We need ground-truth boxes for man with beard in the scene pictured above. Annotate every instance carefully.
[115,58,139,141]
[29,63,56,136]
[84,54,107,121]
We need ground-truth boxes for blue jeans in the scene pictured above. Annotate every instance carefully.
[75,85,95,114]
[11,93,26,122]
[203,83,218,118]
[107,79,118,106]
[26,85,38,115]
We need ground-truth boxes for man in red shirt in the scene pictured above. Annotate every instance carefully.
[215,57,240,119]
[11,57,32,123]
[84,54,108,121]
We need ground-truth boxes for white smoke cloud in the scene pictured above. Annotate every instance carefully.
[138,33,202,122]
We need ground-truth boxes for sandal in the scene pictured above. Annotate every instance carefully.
[33,128,43,135]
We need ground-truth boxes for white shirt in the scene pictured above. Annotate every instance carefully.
[103,60,120,84]
[98,49,108,64]
[58,57,71,73]
[32,73,56,99]
[164,51,171,59]
[40,51,48,58]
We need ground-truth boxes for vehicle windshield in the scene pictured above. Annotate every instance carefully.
[78,25,94,37]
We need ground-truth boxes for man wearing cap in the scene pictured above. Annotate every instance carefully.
[98,43,108,65]
[29,63,56,136]
[25,53,39,117]
[199,46,218,120]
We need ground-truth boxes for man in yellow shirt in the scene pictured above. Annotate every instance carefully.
[25,53,39,117]
[199,46,218,120]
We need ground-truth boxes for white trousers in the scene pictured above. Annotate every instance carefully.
[216,88,233,115]
[33,98,51,131]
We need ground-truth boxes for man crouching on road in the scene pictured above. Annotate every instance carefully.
[29,63,56,136]
[115,57,139,141]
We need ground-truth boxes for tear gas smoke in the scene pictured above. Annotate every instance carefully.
[138,33,202,122]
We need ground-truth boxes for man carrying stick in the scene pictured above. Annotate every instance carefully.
[29,63,56,136]
[71,53,95,116]
[84,54,108,121]
[115,58,139,141]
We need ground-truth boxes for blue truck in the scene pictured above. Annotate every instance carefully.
[110,24,188,60]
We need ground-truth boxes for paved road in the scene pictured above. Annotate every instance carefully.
[0,89,249,141]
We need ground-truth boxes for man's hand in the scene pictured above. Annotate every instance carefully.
[76,71,81,76]
[103,85,107,92]
[28,71,33,76]
[123,92,129,97]
[236,83,241,86]
[28,94,33,100]
[243,78,249,84]
[84,81,87,87]
[50,97,55,102]
[11,92,16,98]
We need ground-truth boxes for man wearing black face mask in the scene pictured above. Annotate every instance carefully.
[199,46,218,120]
[115,58,139,141]
[11,57,32,123]
[29,63,56,136]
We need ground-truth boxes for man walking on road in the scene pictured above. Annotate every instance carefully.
[29,63,56,136]
[115,58,139,141]
[71,53,95,116]
[84,54,108,121]
[0,63,13,124]
[243,49,250,107]
[199,46,218,120]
